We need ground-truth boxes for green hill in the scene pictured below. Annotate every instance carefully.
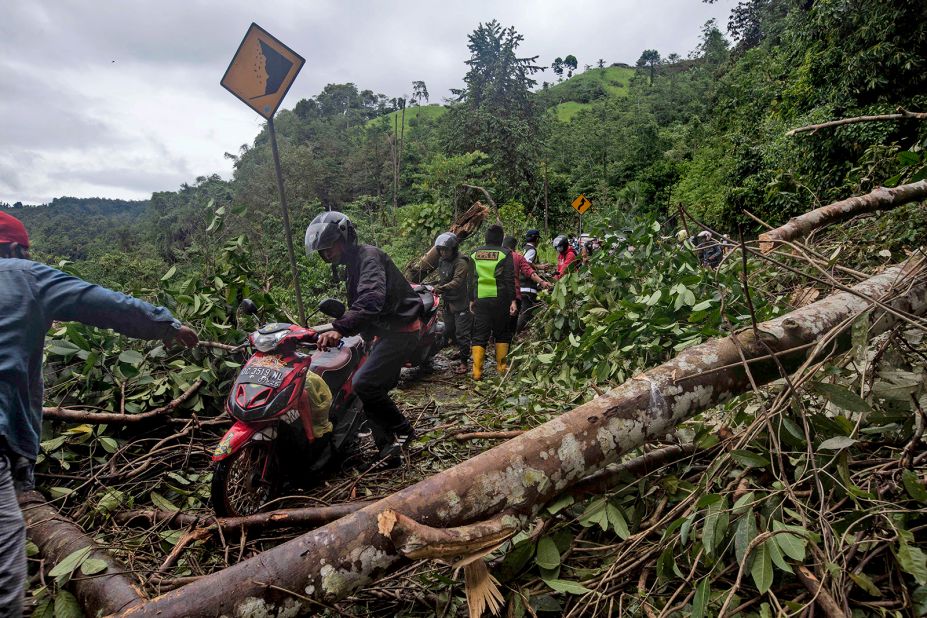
[537,65,635,122]
[367,103,446,133]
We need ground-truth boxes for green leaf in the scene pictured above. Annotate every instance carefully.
[902,469,927,503]
[772,521,807,561]
[33,597,54,618]
[730,450,770,468]
[579,498,609,530]
[896,541,927,585]
[536,536,561,570]
[161,265,177,281]
[735,510,756,566]
[817,436,857,451]
[96,489,125,515]
[848,572,881,597]
[54,590,83,618]
[118,349,146,366]
[812,382,872,414]
[40,435,67,452]
[691,577,710,618]
[750,542,774,594]
[606,503,630,539]
[81,557,108,575]
[543,578,593,595]
[732,491,755,515]
[150,491,179,513]
[167,471,192,486]
[25,541,39,557]
[48,546,91,582]
[47,339,81,356]
[98,436,119,453]
[766,537,793,574]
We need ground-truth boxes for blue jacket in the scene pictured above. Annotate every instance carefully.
[0,258,180,461]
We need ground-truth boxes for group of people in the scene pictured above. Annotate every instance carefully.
[432,224,585,379]
[0,207,587,613]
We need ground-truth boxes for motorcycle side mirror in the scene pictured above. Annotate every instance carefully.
[237,299,258,316]
[318,298,346,319]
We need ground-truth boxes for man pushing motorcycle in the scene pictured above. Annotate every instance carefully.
[304,211,421,468]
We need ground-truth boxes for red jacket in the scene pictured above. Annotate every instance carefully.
[555,247,577,279]
[511,250,539,300]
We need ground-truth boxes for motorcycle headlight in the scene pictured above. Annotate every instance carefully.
[253,330,287,352]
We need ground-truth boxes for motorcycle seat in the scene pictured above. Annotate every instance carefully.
[310,335,363,373]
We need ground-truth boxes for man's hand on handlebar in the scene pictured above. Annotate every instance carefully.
[316,330,343,350]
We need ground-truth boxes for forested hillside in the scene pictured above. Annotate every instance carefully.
[9,1,927,616]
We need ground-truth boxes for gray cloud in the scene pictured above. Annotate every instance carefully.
[0,0,737,204]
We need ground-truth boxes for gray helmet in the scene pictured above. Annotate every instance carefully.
[434,232,458,250]
[304,211,355,254]
[553,235,569,250]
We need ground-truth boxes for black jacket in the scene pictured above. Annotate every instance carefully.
[434,252,471,313]
[332,244,422,336]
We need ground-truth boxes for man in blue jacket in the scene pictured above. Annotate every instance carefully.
[0,211,198,616]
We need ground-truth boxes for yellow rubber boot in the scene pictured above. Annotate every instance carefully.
[472,346,486,381]
[495,343,510,374]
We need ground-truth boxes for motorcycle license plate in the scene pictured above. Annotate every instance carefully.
[239,366,286,388]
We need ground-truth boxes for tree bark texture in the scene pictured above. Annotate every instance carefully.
[758,180,927,253]
[116,260,927,617]
[19,490,145,615]
[405,201,490,281]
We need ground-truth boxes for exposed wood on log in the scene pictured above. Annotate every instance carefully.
[114,260,927,617]
[795,566,848,618]
[453,430,525,441]
[758,180,927,253]
[405,201,491,281]
[786,108,927,136]
[114,500,376,533]
[377,510,519,561]
[43,379,203,424]
[19,490,145,615]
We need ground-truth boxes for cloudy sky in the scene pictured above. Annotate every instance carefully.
[1,0,736,205]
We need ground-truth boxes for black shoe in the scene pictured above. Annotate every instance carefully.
[373,430,415,469]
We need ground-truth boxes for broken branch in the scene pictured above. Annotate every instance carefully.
[786,108,927,136]
[43,379,203,424]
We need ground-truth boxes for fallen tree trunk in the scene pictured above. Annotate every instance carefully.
[43,379,203,424]
[786,108,927,136]
[405,200,491,281]
[116,260,927,617]
[758,180,927,253]
[20,490,145,615]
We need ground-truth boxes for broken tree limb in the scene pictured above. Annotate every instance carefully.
[454,430,525,441]
[114,260,927,617]
[377,510,519,561]
[405,201,491,281]
[114,499,376,534]
[758,180,927,253]
[19,490,145,615]
[786,108,927,136]
[570,443,698,497]
[42,379,203,424]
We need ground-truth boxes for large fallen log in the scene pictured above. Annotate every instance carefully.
[758,180,927,253]
[20,490,145,615]
[405,200,491,281]
[115,259,927,617]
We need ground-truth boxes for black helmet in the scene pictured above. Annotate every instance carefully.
[434,232,458,250]
[553,235,568,250]
[524,229,540,243]
[304,211,355,254]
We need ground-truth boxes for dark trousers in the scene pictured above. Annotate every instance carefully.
[445,307,473,361]
[508,298,522,337]
[352,330,419,448]
[516,291,539,333]
[471,298,512,347]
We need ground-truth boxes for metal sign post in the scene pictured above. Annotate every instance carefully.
[221,23,307,325]
[571,193,592,237]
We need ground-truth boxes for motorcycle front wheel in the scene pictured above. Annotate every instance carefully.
[211,441,281,517]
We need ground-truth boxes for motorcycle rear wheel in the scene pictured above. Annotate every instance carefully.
[211,441,281,517]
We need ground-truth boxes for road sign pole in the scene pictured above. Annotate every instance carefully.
[267,116,307,326]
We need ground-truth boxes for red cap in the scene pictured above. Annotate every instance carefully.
[0,211,30,247]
